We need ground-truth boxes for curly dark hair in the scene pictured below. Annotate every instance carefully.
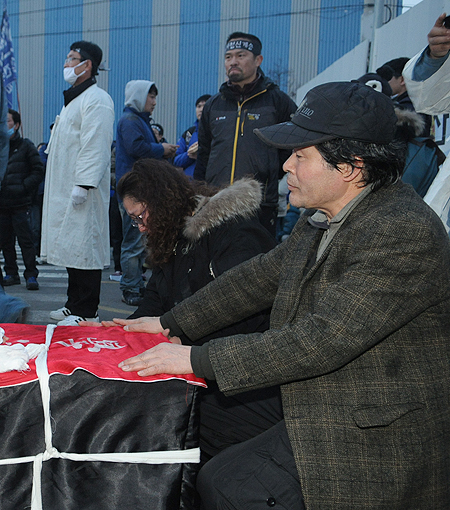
[315,138,407,191]
[116,159,216,266]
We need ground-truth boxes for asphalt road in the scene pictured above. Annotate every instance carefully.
[1,250,143,325]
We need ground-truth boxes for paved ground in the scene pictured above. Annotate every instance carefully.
[1,250,143,325]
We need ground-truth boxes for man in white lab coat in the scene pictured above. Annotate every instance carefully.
[41,41,114,325]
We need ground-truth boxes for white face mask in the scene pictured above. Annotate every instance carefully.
[63,61,87,85]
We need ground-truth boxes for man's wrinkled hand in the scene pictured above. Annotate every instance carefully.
[118,342,192,377]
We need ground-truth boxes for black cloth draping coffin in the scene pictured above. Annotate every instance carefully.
[0,324,203,510]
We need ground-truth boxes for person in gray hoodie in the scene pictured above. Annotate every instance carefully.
[115,80,177,307]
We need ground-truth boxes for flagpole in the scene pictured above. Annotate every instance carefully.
[16,81,22,137]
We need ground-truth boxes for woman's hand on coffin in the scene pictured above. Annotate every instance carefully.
[78,321,103,327]
[161,328,182,344]
[118,343,193,376]
[112,316,164,334]
[79,320,122,327]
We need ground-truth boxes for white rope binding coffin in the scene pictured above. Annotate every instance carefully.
[0,324,200,510]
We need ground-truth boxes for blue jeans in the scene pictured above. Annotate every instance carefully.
[118,201,146,294]
[0,285,29,322]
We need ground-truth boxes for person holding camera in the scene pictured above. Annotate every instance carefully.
[403,13,450,234]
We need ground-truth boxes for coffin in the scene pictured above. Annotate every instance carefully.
[0,324,205,510]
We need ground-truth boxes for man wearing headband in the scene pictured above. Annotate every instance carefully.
[194,32,297,237]
[41,41,114,326]
[116,82,450,509]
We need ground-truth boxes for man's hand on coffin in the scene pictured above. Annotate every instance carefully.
[111,316,164,333]
[118,342,193,377]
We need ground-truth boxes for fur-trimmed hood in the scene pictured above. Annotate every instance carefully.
[183,178,262,242]
[394,107,425,137]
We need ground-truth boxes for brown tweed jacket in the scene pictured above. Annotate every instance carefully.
[171,181,450,509]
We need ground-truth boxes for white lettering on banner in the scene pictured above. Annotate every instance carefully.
[55,338,126,352]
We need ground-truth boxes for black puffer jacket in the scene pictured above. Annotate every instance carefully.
[0,134,44,209]
[130,178,276,344]
[195,75,297,207]
[130,179,281,460]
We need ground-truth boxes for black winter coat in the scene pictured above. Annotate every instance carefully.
[195,75,297,207]
[130,178,275,344]
[129,178,281,459]
[0,134,44,209]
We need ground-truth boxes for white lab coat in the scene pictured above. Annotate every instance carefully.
[404,49,450,234]
[41,83,114,269]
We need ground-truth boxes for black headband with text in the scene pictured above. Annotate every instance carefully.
[225,39,261,56]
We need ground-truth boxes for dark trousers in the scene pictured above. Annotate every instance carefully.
[29,193,44,256]
[65,267,102,318]
[197,420,305,510]
[0,208,38,280]
[199,384,283,463]
[109,192,122,272]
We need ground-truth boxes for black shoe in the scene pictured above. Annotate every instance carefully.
[122,290,143,306]
[26,277,39,290]
[3,275,20,286]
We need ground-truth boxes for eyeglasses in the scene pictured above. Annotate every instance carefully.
[130,208,147,228]
[64,57,82,65]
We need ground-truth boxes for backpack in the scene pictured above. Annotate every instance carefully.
[402,137,446,198]
[182,124,196,145]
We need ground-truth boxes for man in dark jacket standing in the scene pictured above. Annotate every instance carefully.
[0,109,43,290]
[194,32,297,236]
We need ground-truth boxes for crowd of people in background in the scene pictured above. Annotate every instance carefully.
[0,16,450,509]
[1,28,445,316]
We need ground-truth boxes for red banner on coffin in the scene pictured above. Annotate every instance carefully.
[0,324,206,388]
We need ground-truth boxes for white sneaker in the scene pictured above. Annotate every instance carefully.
[50,306,72,321]
[57,314,100,326]
[109,271,122,282]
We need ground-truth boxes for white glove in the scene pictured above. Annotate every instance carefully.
[71,185,88,206]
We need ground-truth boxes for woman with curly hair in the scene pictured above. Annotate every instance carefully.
[112,158,283,462]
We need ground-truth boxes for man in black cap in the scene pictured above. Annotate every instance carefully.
[41,41,114,325]
[114,82,450,509]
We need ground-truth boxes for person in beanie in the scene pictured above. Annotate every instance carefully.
[174,94,211,178]
[114,81,450,509]
[0,109,43,290]
[377,56,432,137]
[41,41,114,325]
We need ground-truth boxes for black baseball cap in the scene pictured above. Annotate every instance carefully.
[254,81,397,150]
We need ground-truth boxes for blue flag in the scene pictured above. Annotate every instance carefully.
[0,0,16,107]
